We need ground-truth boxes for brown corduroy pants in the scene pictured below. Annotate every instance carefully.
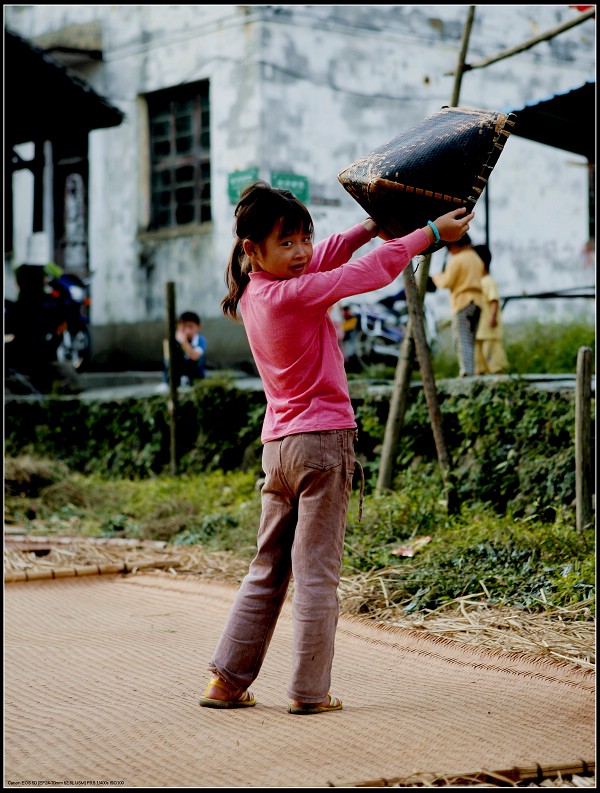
[209,428,357,703]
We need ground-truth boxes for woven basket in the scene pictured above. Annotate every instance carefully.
[338,106,516,252]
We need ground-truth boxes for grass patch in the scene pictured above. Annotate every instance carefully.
[344,491,594,614]
[430,317,594,378]
[504,319,595,375]
[5,456,594,618]
[5,460,261,560]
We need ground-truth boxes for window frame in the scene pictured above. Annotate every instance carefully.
[146,80,211,231]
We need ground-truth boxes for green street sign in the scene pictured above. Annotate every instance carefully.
[228,168,259,204]
[271,172,310,203]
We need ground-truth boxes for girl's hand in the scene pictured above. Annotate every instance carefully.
[430,207,474,242]
[362,217,394,241]
[361,217,383,239]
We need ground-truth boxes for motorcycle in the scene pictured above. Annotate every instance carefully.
[5,264,91,394]
[48,270,92,371]
[342,295,437,372]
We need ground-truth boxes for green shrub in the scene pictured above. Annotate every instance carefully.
[6,377,592,521]
[428,318,595,377]
[5,378,267,479]
[504,320,595,375]
[352,378,591,519]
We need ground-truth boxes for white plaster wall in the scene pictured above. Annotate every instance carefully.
[6,152,35,302]
[6,4,596,356]
[89,6,268,327]
[250,5,595,325]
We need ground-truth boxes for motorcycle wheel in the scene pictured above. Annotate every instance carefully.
[56,327,91,371]
[352,330,376,370]
[352,331,402,371]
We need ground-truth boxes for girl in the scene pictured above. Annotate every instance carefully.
[199,180,473,714]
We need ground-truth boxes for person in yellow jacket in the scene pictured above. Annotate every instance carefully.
[432,234,484,377]
[473,244,509,375]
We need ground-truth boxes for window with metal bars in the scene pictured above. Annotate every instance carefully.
[147,81,211,229]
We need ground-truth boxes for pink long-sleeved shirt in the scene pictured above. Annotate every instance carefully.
[240,223,430,442]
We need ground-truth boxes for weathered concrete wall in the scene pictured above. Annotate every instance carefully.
[6,5,595,368]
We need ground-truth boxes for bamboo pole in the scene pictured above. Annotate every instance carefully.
[4,559,182,584]
[340,758,595,789]
[449,5,475,106]
[403,261,457,513]
[575,345,593,531]
[166,281,178,476]
[376,260,428,492]
[444,7,596,75]
[375,6,476,504]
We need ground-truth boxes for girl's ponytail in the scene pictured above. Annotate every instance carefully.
[221,239,250,320]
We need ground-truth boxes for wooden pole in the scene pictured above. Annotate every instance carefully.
[375,6,475,503]
[444,7,596,76]
[376,258,428,492]
[449,5,475,107]
[403,260,457,513]
[166,281,178,476]
[575,345,593,531]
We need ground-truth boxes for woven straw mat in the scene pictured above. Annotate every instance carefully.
[4,573,595,788]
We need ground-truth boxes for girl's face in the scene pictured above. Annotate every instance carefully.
[244,220,313,279]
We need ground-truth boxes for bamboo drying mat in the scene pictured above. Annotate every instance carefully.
[4,574,595,788]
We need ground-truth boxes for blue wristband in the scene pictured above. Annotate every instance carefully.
[427,220,441,244]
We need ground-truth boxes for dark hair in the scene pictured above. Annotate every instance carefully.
[178,311,201,325]
[221,180,314,320]
[473,243,492,271]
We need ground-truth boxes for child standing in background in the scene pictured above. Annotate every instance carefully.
[433,234,484,377]
[199,180,473,715]
[473,244,509,375]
